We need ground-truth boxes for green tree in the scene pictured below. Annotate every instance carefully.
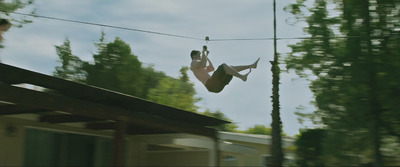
[53,32,200,105]
[295,129,325,167]
[147,67,200,112]
[0,0,34,52]
[53,33,160,99]
[285,0,400,166]
[84,37,145,97]
[202,110,238,132]
[243,124,272,135]
[53,38,85,82]
[52,32,239,136]
[271,0,284,166]
[179,66,190,82]
[141,65,167,98]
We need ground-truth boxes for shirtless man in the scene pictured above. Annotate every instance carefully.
[190,46,259,93]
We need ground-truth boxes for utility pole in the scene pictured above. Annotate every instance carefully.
[270,0,283,166]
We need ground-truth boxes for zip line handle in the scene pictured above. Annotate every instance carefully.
[205,36,210,42]
[204,36,210,51]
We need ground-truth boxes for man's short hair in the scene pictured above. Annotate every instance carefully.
[190,50,200,59]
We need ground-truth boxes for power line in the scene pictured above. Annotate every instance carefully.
[10,11,204,41]
[209,35,400,41]
[6,11,400,42]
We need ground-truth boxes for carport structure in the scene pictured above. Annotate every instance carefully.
[0,63,229,166]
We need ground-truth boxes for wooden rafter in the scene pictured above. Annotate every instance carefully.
[0,82,217,138]
[0,63,227,167]
[86,122,116,130]
[40,114,101,123]
[0,104,51,115]
[86,121,172,135]
[0,63,229,127]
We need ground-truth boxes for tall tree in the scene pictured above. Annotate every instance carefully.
[52,33,243,140]
[295,129,325,167]
[84,37,146,97]
[243,125,272,135]
[202,110,238,132]
[286,0,400,166]
[53,38,85,82]
[54,33,155,99]
[53,33,202,111]
[270,0,283,166]
[141,65,167,98]
[147,67,200,112]
[0,0,34,55]
[0,18,11,48]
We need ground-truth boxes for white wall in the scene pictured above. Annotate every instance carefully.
[146,150,209,167]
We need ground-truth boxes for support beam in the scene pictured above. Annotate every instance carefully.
[86,122,172,135]
[270,0,284,166]
[40,114,101,123]
[0,63,229,127]
[86,122,116,130]
[0,83,217,138]
[215,132,221,167]
[0,104,51,115]
[113,121,127,167]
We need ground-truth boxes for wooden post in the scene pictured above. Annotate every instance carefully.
[215,133,220,167]
[208,130,220,167]
[270,0,284,166]
[113,120,127,167]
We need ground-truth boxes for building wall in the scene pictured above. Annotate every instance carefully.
[127,136,147,166]
[0,116,116,166]
[0,116,296,167]
[146,150,209,166]
[236,140,296,166]
[0,116,214,166]
[219,142,269,166]
[220,152,244,166]
[0,117,25,166]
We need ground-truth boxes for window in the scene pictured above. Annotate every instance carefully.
[262,155,271,167]
[24,128,112,166]
[222,155,238,166]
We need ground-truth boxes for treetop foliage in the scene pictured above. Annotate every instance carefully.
[53,32,252,133]
[286,0,400,166]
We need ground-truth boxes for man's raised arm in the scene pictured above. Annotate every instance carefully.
[198,46,209,67]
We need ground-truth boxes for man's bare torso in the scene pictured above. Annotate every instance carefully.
[191,59,211,85]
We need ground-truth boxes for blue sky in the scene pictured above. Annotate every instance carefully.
[2,0,316,136]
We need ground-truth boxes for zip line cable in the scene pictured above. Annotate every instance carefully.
[6,11,400,42]
[9,11,204,41]
[208,35,400,41]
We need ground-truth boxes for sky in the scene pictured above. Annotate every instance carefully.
[1,0,316,136]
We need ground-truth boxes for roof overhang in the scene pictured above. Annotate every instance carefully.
[0,63,230,138]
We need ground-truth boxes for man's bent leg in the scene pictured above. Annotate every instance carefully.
[230,58,260,72]
[222,63,251,81]
[231,65,251,72]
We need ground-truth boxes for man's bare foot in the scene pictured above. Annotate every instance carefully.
[251,58,260,69]
[241,69,252,81]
